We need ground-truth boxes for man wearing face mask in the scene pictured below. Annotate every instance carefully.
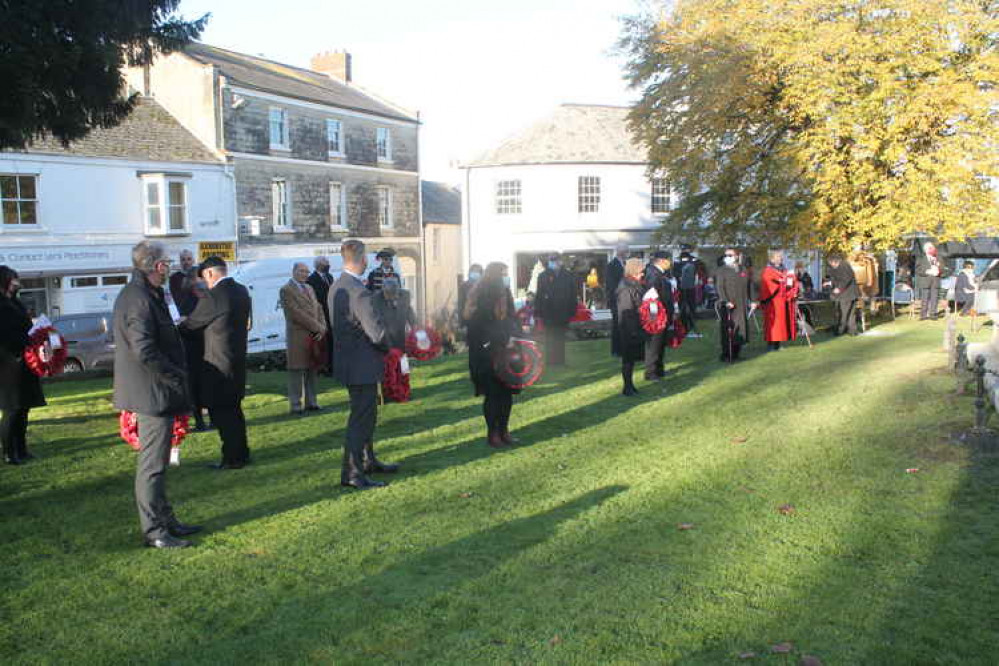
[535,253,577,366]
[112,241,199,548]
[606,244,628,357]
[307,256,336,375]
[716,249,753,362]
[329,239,396,489]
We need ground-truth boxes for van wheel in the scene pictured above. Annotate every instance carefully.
[63,359,84,373]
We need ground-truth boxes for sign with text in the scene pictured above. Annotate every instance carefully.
[198,241,237,263]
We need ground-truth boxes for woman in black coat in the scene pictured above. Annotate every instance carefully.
[463,262,521,448]
[0,266,46,464]
[616,259,648,396]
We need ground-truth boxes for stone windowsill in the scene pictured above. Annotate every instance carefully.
[272,227,296,235]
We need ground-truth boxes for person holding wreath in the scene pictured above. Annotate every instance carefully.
[615,258,647,396]
[0,266,45,465]
[464,262,522,448]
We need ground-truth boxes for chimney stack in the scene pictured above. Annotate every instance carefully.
[310,51,352,83]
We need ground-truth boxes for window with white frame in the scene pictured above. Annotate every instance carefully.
[578,176,601,213]
[329,181,347,230]
[376,186,392,228]
[272,179,292,230]
[1,174,38,226]
[142,175,188,235]
[376,127,392,161]
[326,119,343,156]
[495,180,522,214]
[269,107,290,150]
[651,178,671,214]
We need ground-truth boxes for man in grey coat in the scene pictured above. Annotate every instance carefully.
[113,241,201,548]
[329,239,397,489]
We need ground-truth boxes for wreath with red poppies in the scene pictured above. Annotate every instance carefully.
[382,348,411,403]
[24,326,68,377]
[118,411,189,451]
[405,327,442,361]
[640,299,668,335]
[493,339,544,390]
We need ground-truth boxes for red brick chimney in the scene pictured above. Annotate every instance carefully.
[311,51,352,83]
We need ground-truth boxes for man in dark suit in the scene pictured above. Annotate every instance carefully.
[825,256,860,336]
[113,240,200,549]
[329,240,396,490]
[307,255,335,375]
[643,251,676,381]
[535,253,577,366]
[606,244,628,357]
[180,256,253,470]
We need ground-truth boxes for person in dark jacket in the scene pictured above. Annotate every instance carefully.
[180,256,253,470]
[673,246,702,337]
[372,276,416,350]
[366,248,397,292]
[464,262,522,448]
[457,263,483,327]
[915,241,945,320]
[329,240,395,490]
[0,266,45,465]
[168,249,198,315]
[535,253,577,366]
[715,249,754,362]
[643,251,676,380]
[606,244,628,357]
[112,241,200,549]
[307,255,336,375]
[955,261,978,315]
[615,258,647,396]
[179,279,211,431]
[825,256,860,336]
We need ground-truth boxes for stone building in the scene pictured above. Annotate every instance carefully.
[128,44,424,307]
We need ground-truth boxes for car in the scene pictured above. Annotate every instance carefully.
[51,312,115,373]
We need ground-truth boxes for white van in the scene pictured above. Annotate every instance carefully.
[232,254,386,355]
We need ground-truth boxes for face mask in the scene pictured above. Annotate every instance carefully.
[469,272,481,282]
[548,261,558,271]
[502,276,511,288]
[724,256,737,266]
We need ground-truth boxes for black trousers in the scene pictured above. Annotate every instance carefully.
[482,378,514,434]
[621,361,637,392]
[644,331,666,378]
[208,403,249,465]
[0,408,29,460]
[836,299,857,335]
[545,323,567,366]
[679,288,698,331]
[342,384,377,482]
[135,414,176,540]
[719,308,742,362]
[920,285,940,319]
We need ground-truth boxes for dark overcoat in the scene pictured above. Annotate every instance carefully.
[180,277,252,407]
[0,295,45,411]
[329,272,386,386]
[615,278,646,363]
[466,283,521,397]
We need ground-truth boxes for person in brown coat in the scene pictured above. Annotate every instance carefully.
[280,262,327,415]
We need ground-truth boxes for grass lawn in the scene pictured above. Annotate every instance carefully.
[1,317,997,665]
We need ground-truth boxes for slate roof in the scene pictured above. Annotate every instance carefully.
[422,181,461,225]
[20,97,220,163]
[466,104,646,167]
[185,43,417,124]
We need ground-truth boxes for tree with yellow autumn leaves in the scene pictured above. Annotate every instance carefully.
[622,0,999,251]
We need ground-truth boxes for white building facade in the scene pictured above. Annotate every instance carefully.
[461,105,675,304]
[0,98,236,317]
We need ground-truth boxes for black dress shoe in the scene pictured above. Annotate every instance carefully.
[305,405,324,413]
[168,522,203,537]
[4,455,23,465]
[364,460,399,474]
[207,462,245,470]
[144,534,192,549]
[20,451,35,460]
[340,477,387,490]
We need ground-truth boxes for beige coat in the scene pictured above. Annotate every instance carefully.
[280,279,327,370]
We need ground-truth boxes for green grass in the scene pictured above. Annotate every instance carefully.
[2,317,997,665]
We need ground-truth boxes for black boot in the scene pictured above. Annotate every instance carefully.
[341,447,385,489]
[363,442,399,474]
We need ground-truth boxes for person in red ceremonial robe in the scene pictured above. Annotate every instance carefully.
[758,250,799,352]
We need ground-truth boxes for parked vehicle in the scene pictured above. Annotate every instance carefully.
[51,312,115,373]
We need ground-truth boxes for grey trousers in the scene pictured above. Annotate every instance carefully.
[287,369,318,411]
[135,413,176,540]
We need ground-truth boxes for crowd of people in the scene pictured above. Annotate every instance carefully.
[0,238,975,549]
